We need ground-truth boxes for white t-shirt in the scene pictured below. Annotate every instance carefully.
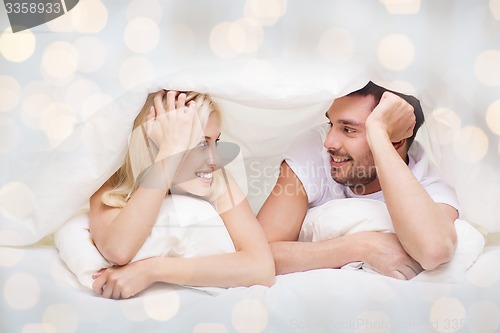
[284,124,460,212]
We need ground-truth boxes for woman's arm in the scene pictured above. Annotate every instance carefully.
[89,178,168,266]
[92,172,275,299]
[90,91,196,265]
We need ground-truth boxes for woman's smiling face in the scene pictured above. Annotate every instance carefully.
[170,112,221,198]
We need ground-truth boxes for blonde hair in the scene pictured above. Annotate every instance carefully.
[102,91,225,208]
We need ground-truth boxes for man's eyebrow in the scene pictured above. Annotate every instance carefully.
[338,119,364,127]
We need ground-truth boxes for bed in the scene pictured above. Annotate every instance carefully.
[1,1,500,332]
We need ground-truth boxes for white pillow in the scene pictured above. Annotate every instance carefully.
[299,198,485,283]
[54,194,235,290]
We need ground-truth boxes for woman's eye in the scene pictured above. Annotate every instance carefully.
[197,140,208,148]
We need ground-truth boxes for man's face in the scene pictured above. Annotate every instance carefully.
[324,94,380,194]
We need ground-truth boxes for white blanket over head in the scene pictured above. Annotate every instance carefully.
[299,198,485,283]
[54,194,235,290]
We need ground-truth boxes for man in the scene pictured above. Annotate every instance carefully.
[257,81,459,280]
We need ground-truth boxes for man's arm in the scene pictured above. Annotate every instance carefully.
[258,161,422,279]
[365,92,458,270]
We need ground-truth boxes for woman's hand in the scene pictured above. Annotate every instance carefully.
[146,90,200,162]
[92,259,155,299]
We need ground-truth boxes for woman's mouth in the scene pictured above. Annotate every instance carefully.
[195,171,213,184]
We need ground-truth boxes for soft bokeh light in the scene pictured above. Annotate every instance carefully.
[380,0,421,14]
[466,301,500,333]
[474,50,500,86]
[0,181,35,220]
[193,323,230,333]
[430,108,462,145]
[124,17,160,54]
[3,273,40,310]
[486,99,500,135]
[73,37,107,73]
[65,78,101,116]
[354,311,391,333]
[318,28,356,64]
[41,42,79,80]
[143,290,180,321]
[0,116,20,154]
[453,126,489,163]
[40,102,76,146]
[416,282,453,302]
[127,0,163,23]
[42,304,79,333]
[81,116,119,152]
[71,0,108,33]
[21,323,57,333]
[0,27,36,62]
[429,298,466,333]
[21,94,52,130]
[490,0,500,20]
[81,93,116,120]
[47,8,75,32]
[120,299,149,321]
[377,34,415,71]
[163,24,196,57]
[233,18,264,53]
[119,56,156,90]
[0,247,25,267]
[210,22,244,58]
[0,76,21,113]
[244,0,287,26]
[231,299,269,333]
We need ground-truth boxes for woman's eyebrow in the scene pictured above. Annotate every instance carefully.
[205,133,222,140]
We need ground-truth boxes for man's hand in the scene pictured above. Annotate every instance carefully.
[353,231,423,280]
[365,91,415,143]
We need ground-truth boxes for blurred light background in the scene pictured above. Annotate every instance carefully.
[1,0,499,230]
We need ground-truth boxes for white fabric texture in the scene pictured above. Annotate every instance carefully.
[285,123,461,211]
[54,195,235,290]
[299,198,485,283]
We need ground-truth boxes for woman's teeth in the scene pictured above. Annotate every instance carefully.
[196,172,212,180]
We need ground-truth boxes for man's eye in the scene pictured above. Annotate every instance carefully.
[344,127,355,134]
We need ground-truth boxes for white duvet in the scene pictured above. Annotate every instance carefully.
[300,198,485,283]
[55,195,484,291]
[54,195,235,290]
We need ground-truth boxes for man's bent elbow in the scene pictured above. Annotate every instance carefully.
[419,239,457,271]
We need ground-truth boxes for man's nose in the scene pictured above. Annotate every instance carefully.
[323,128,342,151]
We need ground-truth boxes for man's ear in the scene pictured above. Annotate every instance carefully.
[392,138,407,154]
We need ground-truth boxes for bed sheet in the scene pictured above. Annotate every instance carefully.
[1,243,499,333]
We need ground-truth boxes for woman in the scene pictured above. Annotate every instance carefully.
[89,90,275,299]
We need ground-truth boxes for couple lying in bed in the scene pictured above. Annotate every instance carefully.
[56,82,460,299]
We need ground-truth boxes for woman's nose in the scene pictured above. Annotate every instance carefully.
[208,143,221,170]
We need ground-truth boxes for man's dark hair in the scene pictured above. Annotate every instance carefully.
[347,81,425,150]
